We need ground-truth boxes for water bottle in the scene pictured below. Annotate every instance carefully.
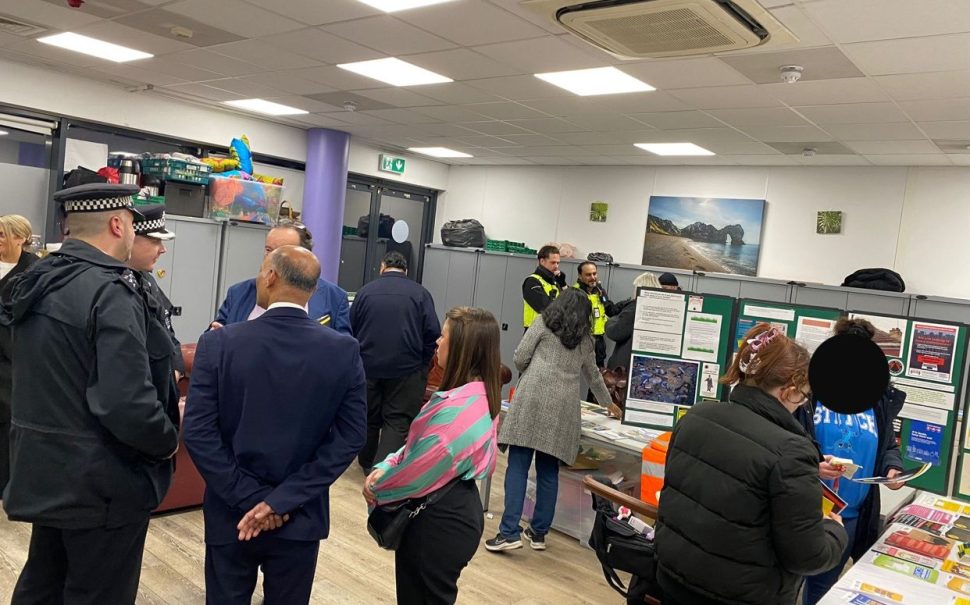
[28,234,42,255]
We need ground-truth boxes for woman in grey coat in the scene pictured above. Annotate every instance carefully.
[485,288,612,553]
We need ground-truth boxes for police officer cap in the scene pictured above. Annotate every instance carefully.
[54,183,144,218]
[132,204,175,241]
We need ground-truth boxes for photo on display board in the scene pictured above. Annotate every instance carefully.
[627,354,699,407]
[641,196,766,276]
[906,321,957,384]
[849,313,906,358]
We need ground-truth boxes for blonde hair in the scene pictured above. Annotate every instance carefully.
[633,272,661,289]
[0,215,33,249]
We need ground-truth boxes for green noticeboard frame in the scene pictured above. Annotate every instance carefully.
[847,312,965,496]
[622,288,736,431]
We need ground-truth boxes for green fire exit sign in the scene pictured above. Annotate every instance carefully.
[380,154,406,175]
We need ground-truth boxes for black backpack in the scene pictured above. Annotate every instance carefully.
[587,476,661,603]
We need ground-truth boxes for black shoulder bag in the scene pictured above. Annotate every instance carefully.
[367,480,458,551]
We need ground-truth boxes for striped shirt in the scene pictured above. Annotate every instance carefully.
[372,381,498,505]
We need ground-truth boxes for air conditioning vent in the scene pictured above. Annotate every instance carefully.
[523,0,797,59]
[0,15,47,37]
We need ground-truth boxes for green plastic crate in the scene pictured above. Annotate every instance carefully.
[141,158,212,185]
[485,239,508,251]
[134,195,165,206]
[343,225,358,236]
[509,246,536,256]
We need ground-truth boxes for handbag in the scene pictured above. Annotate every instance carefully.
[367,480,458,551]
[599,367,628,410]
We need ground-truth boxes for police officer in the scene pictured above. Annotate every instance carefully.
[129,203,183,429]
[574,261,616,368]
[522,244,567,331]
[2,184,179,605]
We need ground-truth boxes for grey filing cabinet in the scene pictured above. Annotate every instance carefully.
[911,295,970,324]
[606,264,693,301]
[422,245,478,326]
[694,272,791,302]
[156,216,223,347]
[791,283,912,315]
[217,221,270,306]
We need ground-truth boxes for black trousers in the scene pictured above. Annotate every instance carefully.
[593,334,607,368]
[395,480,484,605]
[358,369,427,469]
[11,517,150,605]
[205,535,320,605]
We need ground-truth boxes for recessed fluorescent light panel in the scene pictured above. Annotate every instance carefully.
[635,143,715,156]
[338,58,452,87]
[357,0,458,11]
[37,32,153,63]
[408,147,473,158]
[0,131,7,136]
[224,99,309,116]
[535,67,654,96]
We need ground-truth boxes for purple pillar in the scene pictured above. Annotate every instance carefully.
[302,128,350,282]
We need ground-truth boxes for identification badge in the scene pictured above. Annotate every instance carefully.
[593,308,601,318]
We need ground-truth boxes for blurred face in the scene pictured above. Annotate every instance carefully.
[579,263,598,287]
[539,253,560,275]
[781,383,812,411]
[264,228,300,257]
[128,235,167,271]
[0,226,25,259]
[114,211,136,262]
[661,284,679,291]
[436,320,452,370]
[255,256,276,309]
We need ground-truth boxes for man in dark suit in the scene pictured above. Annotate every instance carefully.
[183,245,367,605]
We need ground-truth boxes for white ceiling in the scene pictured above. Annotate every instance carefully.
[3,0,970,166]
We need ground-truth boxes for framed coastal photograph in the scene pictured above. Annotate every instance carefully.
[642,196,766,276]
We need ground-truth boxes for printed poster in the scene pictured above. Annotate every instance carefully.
[700,363,719,398]
[906,420,944,465]
[627,354,699,408]
[742,304,795,322]
[635,290,685,334]
[850,313,906,358]
[681,312,721,363]
[633,329,682,356]
[795,316,836,354]
[906,321,957,383]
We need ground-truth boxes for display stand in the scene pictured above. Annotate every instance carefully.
[845,312,967,497]
[622,287,735,430]
[734,298,843,354]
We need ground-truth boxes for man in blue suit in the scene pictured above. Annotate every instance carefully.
[184,245,366,605]
[209,222,352,335]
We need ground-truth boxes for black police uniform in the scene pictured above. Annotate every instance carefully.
[1,184,178,605]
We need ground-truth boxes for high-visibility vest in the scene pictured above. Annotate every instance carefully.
[523,273,558,327]
[574,283,607,336]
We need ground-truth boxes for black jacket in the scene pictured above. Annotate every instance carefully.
[350,271,440,380]
[522,265,566,316]
[604,298,635,371]
[0,240,178,529]
[0,252,39,418]
[656,385,848,605]
[139,271,183,430]
[575,280,616,316]
[794,387,905,561]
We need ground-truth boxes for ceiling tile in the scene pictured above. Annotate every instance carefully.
[874,71,970,101]
[948,154,970,165]
[823,122,925,140]
[264,27,383,65]
[865,154,951,166]
[737,125,835,142]
[465,102,550,120]
[561,114,651,132]
[767,142,854,155]
[396,2,546,46]
[322,16,456,55]
[518,96,600,116]
[899,99,970,121]
[456,134,519,147]
[844,140,940,155]
[619,58,751,89]
[761,78,889,105]
[804,0,970,44]
[473,36,606,73]
[723,155,798,166]
[161,82,243,102]
[794,103,910,124]
[587,92,688,114]
[286,113,354,129]
[720,47,862,84]
[410,105,492,122]
[629,111,723,130]
[707,107,811,127]
[233,71,336,95]
[166,0,303,38]
[305,91,395,111]
[646,128,755,144]
[352,87,441,108]
[202,77,283,98]
[918,121,970,139]
[209,40,321,70]
[843,33,970,76]
[282,65,383,90]
[74,20,195,55]
[412,122,486,137]
[669,85,782,109]
[115,9,245,48]
[767,6,833,47]
[402,48,523,80]
[168,49,254,77]
[494,133,562,146]
[92,64,188,87]
[264,95,344,113]
[316,111,394,126]
[607,129,680,144]
[464,75,567,100]
[505,117,587,134]
[134,56,224,81]
[358,108,440,125]
[3,39,106,69]
[37,0,146,19]
[239,0,380,25]
[701,142,781,155]
[457,121,533,136]
[794,155,871,166]
[415,82,504,104]
[0,1,102,30]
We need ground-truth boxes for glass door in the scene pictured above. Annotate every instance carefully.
[338,181,376,294]
[377,186,432,280]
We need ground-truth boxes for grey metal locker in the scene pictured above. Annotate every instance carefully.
[694,273,791,302]
[472,252,509,320]
[501,255,540,386]
[846,288,911,316]
[910,296,970,324]
[149,223,177,300]
[217,222,269,306]
[791,284,849,310]
[166,216,223,346]
[420,245,477,325]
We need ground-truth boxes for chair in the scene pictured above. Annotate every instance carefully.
[154,344,206,513]
[583,475,661,605]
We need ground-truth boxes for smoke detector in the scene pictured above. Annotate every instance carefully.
[342,101,359,112]
[780,65,803,84]
[802,147,817,158]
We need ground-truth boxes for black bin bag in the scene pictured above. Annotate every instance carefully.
[440,219,486,248]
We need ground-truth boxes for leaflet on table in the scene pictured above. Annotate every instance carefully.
[681,312,721,363]
[635,290,685,334]
[796,315,837,353]
[850,463,932,485]
[633,328,682,356]
[906,321,958,384]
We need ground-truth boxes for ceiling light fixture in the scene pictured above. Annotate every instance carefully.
[408,147,472,158]
[535,67,654,96]
[338,58,452,87]
[635,143,715,156]
[0,130,7,136]
[37,32,153,63]
[357,0,458,12]
[223,99,309,116]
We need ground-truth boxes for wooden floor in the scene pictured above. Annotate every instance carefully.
[0,456,621,604]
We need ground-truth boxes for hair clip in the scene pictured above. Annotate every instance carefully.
[747,327,781,353]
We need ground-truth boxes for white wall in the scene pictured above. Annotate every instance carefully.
[0,163,48,234]
[436,164,963,297]
[347,140,450,191]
